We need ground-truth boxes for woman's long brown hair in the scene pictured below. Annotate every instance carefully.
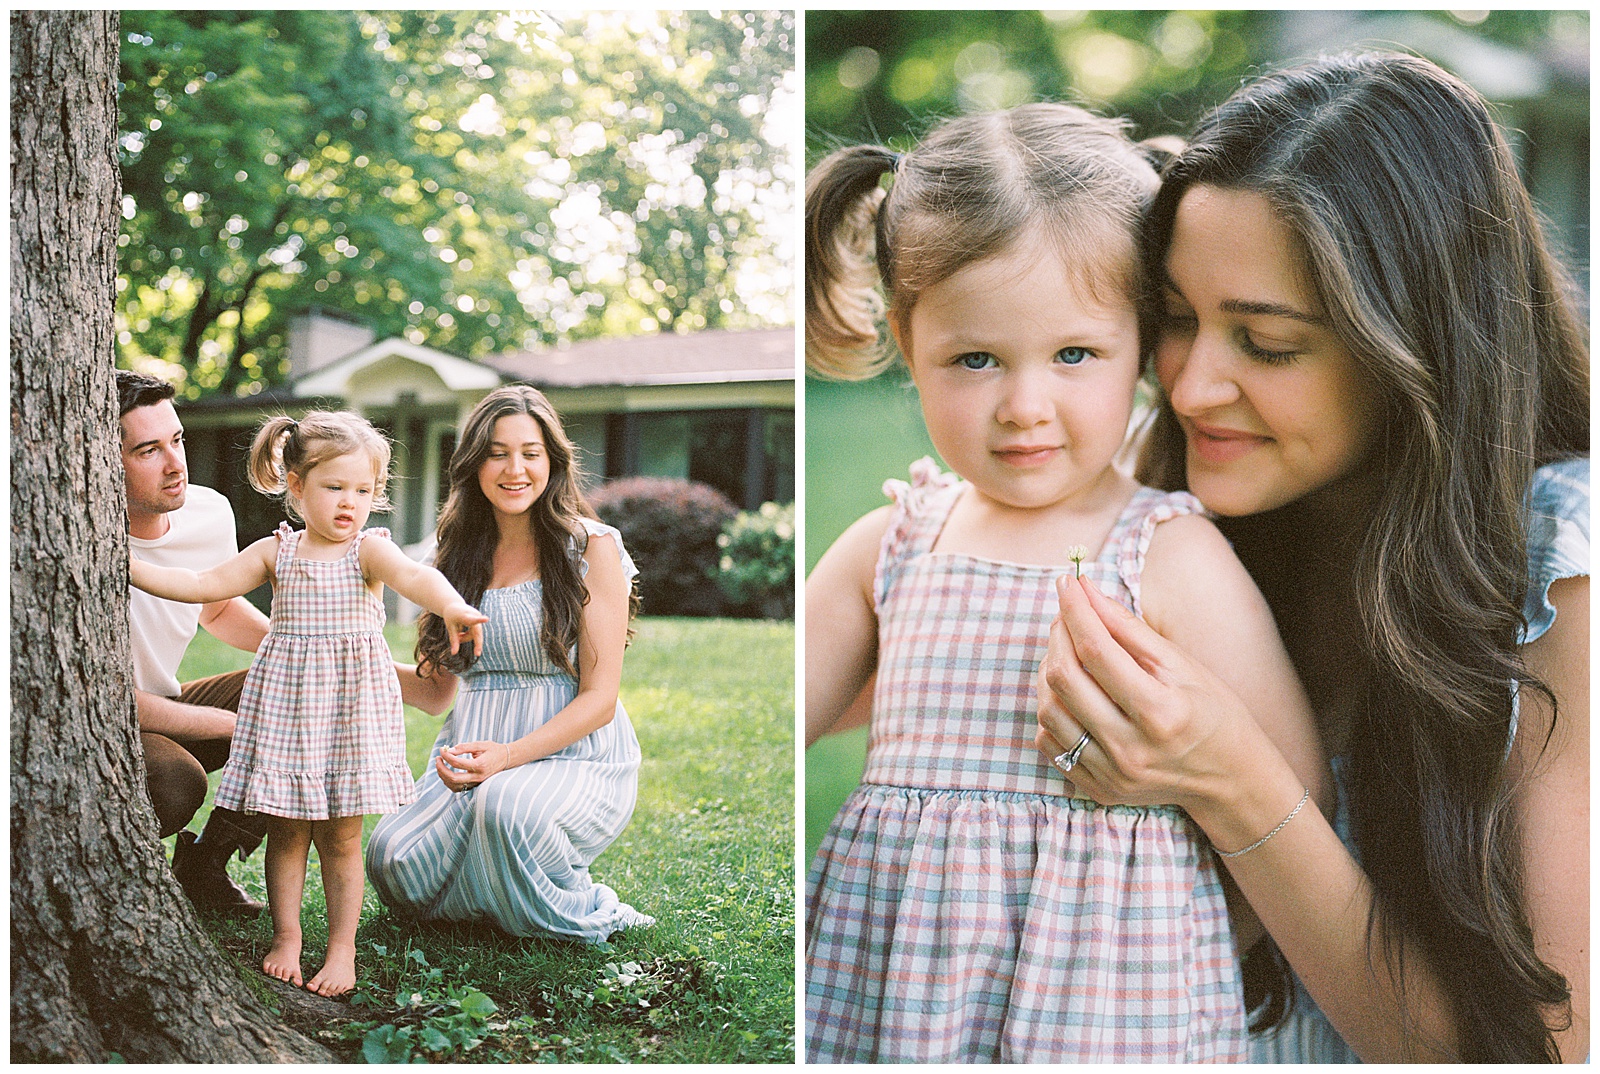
[416,385,617,679]
[1139,52,1587,1060]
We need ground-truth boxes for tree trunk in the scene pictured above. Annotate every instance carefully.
[9,11,328,1061]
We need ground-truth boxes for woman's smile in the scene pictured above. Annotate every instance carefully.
[1182,419,1272,465]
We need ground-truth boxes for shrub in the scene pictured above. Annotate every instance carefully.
[716,502,795,619]
[590,477,738,616]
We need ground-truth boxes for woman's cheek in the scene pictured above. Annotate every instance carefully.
[1152,336,1187,396]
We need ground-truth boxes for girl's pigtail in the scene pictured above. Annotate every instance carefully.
[247,415,297,498]
[805,144,901,380]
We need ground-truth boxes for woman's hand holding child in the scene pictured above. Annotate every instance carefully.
[1035,574,1320,852]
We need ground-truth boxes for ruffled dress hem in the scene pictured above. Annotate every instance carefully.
[215,763,416,821]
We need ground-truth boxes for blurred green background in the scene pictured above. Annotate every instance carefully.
[803,9,1590,863]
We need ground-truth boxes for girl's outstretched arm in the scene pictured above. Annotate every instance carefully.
[129,535,276,605]
[359,533,486,655]
[804,507,889,748]
[435,530,630,790]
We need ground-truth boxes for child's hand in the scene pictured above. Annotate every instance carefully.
[443,602,488,657]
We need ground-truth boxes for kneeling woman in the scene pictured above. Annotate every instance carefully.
[368,385,654,942]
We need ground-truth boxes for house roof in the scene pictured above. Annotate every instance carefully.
[484,326,795,388]
[294,338,504,397]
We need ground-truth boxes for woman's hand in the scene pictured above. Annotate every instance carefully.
[436,740,515,792]
[1035,574,1302,849]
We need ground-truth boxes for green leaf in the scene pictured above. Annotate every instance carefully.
[362,1024,411,1064]
[458,989,499,1020]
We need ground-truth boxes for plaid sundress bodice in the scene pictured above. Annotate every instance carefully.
[864,457,1205,796]
[270,522,388,637]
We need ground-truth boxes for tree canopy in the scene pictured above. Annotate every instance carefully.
[806,9,1588,151]
[805,10,1587,289]
[118,10,795,399]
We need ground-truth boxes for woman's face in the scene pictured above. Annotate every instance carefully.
[477,412,551,521]
[1154,185,1385,517]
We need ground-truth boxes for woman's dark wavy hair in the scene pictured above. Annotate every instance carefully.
[417,385,630,679]
[1138,51,1587,1060]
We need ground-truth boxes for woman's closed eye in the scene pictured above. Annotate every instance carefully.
[1237,330,1299,364]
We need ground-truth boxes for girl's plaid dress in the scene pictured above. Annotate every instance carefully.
[805,459,1247,1063]
[214,523,414,820]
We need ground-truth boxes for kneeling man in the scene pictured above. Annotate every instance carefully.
[120,370,270,914]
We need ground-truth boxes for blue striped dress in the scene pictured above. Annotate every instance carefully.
[1248,456,1590,1062]
[365,520,655,942]
[806,459,1247,1063]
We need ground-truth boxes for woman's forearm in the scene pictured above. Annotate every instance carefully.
[505,688,618,766]
[1190,763,1459,1062]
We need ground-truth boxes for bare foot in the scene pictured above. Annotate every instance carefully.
[263,933,303,988]
[305,942,356,997]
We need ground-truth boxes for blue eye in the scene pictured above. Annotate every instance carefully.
[1056,347,1091,365]
[955,352,996,370]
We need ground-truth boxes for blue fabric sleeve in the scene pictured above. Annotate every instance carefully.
[1521,456,1590,645]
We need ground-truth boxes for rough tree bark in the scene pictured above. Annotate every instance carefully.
[9,11,328,1061]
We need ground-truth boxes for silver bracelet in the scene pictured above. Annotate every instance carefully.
[1215,787,1309,859]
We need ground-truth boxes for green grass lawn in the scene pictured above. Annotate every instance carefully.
[174,616,795,1063]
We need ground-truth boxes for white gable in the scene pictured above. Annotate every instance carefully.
[294,339,501,406]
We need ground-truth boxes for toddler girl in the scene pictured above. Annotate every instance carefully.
[130,411,486,997]
[804,104,1328,1062]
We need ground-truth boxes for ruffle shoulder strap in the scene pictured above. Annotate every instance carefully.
[577,516,640,583]
[874,457,961,611]
[1112,487,1208,618]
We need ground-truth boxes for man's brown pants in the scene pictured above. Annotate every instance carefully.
[141,668,269,853]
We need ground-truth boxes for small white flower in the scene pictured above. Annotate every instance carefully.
[1066,545,1089,579]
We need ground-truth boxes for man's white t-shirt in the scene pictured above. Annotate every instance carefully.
[128,484,240,698]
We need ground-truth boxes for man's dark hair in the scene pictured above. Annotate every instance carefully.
[115,369,176,418]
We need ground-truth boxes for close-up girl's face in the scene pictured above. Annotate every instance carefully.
[288,451,379,542]
[897,230,1142,513]
[477,411,552,520]
[1154,185,1386,517]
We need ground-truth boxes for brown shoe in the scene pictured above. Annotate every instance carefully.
[172,830,265,917]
